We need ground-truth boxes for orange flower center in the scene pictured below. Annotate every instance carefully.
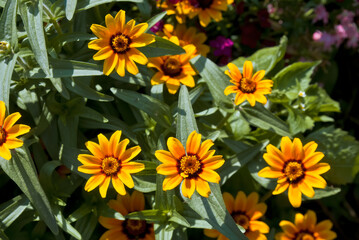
[0,128,6,146]
[162,57,182,77]
[111,33,131,53]
[296,232,315,240]
[101,157,120,175]
[123,219,150,239]
[239,77,256,93]
[232,212,250,230]
[283,160,305,183]
[179,155,201,178]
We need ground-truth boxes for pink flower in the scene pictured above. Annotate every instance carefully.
[313,31,336,51]
[267,4,275,14]
[335,24,347,46]
[209,36,233,58]
[346,32,359,48]
[312,30,323,41]
[337,10,355,25]
[150,20,164,33]
[312,5,329,25]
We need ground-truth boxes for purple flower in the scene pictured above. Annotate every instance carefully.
[337,10,355,25]
[150,20,164,33]
[312,5,329,25]
[335,24,347,46]
[313,30,336,51]
[209,36,233,58]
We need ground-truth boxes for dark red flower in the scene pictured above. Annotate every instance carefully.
[240,23,261,48]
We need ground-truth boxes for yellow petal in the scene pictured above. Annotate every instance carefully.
[109,131,122,155]
[179,75,195,88]
[78,164,102,174]
[103,53,118,76]
[114,138,129,160]
[234,93,246,105]
[292,138,304,160]
[167,137,185,160]
[114,10,125,32]
[224,85,238,96]
[246,94,256,107]
[84,174,106,192]
[179,44,196,63]
[6,124,30,138]
[121,146,141,163]
[263,153,284,170]
[90,24,108,38]
[88,39,108,50]
[250,221,270,233]
[303,152,325,168]
[98,216,123,229]
[0,145,11,160]
[130,190,145,211]
[279,220,297,237]
[166,78,180,94]
[100,229,126,240]
[315,220,333,232]
[0,100,5,125]
[195,177,211,198]
[112,175,126,195]
[204,229,220,238]
[129,23,148,38]
[307,163,330,175]
[93,46,113,61]
[304,173,327,188]
[222,192,234,213]
[123,19,135,35]
[155,150,178,164]
[85,141,105,158]
[252,70,265,82]
[118,170,134,188]
[121,161,145,173]
[186,131,201,155]
[4,138,23,149]
[181,178,195,199]
[198,11,211,27]
[298,180,315,198]
[128,48,148,65]
[156,164,178,175]
[115,54,126,77]
[304,210,317,229]
[199,168,220,183]
[288,184,302,208]
[280,136,293,160]
[273,182,289,195]
[197,139,214,160]
[124,54,139,76]
[3,112,21,131]
[246,192,259,212]
[234,191,247,212]
[99,176,111,198]
[97,134,110,157]
[258,167,283,178]
[243,61,253,79]
[105,14,116,32]
[163,174,183,190]
[202,157,224,170]
[303,141,318,156]
[129,34,155,48]
[250,203,267,220]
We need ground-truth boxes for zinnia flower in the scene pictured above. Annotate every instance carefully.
[148,36,197,94]
[224,61,273,107]
[159,24,210,56]
[258,137,330,208]
[0,101,31,160]
[157,0,193,24]
[276,210,337,240]
[99,191,154,240]
[78,131,145,198]
[204,191,269,240]
[209,36,233,58]
[155,130,224,198]
[188,0,234,27]
[88,10,155,77]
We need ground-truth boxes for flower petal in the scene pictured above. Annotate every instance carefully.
[124,54,139,76]
[298,180,315,198]
[224,85,238,96]
[199,168,220,183]
[130,190,145,211]
[258,167,283,178]
[128,48,148,65]
[222,192,234,213]
[179,75,195,88]
[303,152,325,168]
[166,78,180,94]
[263,153,284,170]
[243,61,253,79]
[250,221,270,233]
[279,220,298,237]
[115,54,126,77]
[97,133,110,156]
[98,216,123,229]
[167,137,185,160]
[246,192,259,212]
[307,163,330,175]
[186,131,201,155]
[163,174,183,190]
[99,176,111,198]
[90,24,108,38]
[280,136,293,160]
[246,94,256,107]
[100,228,127,240]
[197,139,214,160]
[273,182,289,195]
[0,101,5,125]
[118,169,134,188]
[130,34,155,47]
[156,164,178,175]
[129,23,148,38]
[292,138,304,160]
[78,164,102,174]
[181,178,196,199]
[3,112,21,131]
[195,177,211,198]
[234,92,246,105]
[103,53,118,76]
[121,146,141,163]
[93,46,113,61]
[304,173,327,188]
[252,70,265,82]
[202,156,224,170]
[84,174,106,192]
[6,124,30,138]
[105,14,116,32]
[112,175,126,195]
[288,184,302,208]
[114,10,125,32]
[121,161,145,173]
[234,191,246,212]
[155,150,178,164]
[303,141,318,156]
[0,145,11,160]
[4,138,23,149]
[109,131,122,155]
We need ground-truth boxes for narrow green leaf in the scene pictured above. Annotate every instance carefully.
[52,33,94,48]
[168,211,190,227]
[303,186,341,200]
[70,213,97,240]
[177,85,198,145]
[65,0,77,20]
[133,175,156,193]
[127,209,168,223]
[139,36,185,58]
[240,103,291,137]
[191,55,233,109]
[75,0,143,11]
[136,0,151,18]
[0,229,9,240]
[19,0,51,76]
[79,106,109,123]
[67,204,92,223]
[147,11,167,31]
[0,0,18,49]
[53,206,82,239]
[154,224,174,240]
[0,147,59,234]
[111,88,172,128]
[0,53,18,107]
[0,194,31,229]
[49,78,70,99]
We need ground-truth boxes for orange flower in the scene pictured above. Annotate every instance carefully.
[276,210,337,240]
[99,191,155,240]
[88,10,155,76]
[258,137,330,208]
[159,24,210,56]
[148,36,197,94]
[188,0,234,27]
[155,130,224,198]
[224,61,273,107]
[204,191,269,240]
[78,131,144,198]
[0,101,31,160]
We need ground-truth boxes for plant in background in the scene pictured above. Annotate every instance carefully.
[78,131,144,198]
[88,10,155,76]
[258,137,330,208]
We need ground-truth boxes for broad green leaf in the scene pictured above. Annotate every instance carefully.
[248,155,277,190]
[231,36,287,74]
[111,88,172,128]
[0,147,59,234]
[303,186,341,200]
[0,0,18,49]
[75,0,143,11]
[0,194,31,229]
[147,11,167,31]
[177,85,198,145]
[240,103,291,137]
[127,209,168,223]
[65,0,77,20]
[273,61,320,100]
[155,224,174,240]
[0,53,18,107]
[136,0,151,18]
[133,175,156,193]
[306,126,359,184]
[191,55,233,109]
[19,0,51,76]
[168,211,190,227]
[79,106,108,123]
[52,33,94,48]
[285,105,314,135]
[304,84,340,114]
[139,36,185,58]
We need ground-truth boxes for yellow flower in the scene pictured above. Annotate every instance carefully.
[148,36,197,94]
[159,24,210,56]
[0,101,31,160]
[188,0,234,27]
[88,10,155,77]
[99,191,155,240]
[224,61,273,107]
[204,191,269,240]
[78,131,144,198]
[155,130,224,198]
[276,210,337,240]
[258,137,330,208]
[157,0,193,24]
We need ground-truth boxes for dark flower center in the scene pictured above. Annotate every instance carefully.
[0,128,7,146]
[101,157,120,175]
[283,160,305,183]
[232,211,250,230]
[162,57,182,77]
[110,33,131,53]
[178,155,202,179]
[122,219,151,239]
[239,77,256,93]
[295,231,315,240]
[189,0,213,9]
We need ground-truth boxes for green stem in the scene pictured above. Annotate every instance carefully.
[217,111,235,130]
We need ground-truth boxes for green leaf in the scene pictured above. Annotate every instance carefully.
[52,33,94,48]
[0,194,31,229]
[134,160,157,175]
[0,0,18,49]
[111,88,172,128]
[147,11,167,31]
[70,212,97,240]
[139,36,185,58]
[79,106,108,123]
[285,105,314,135]
[0,53,18,107]
[154,223,174,240]
[53,206,82,239]
[273,61,320,100]
[302,186,341,200]
[19,0,51,76]
[127,209,168,223]
[75,0,143,11]
[133,175,157,193]
[49,78,70,99]
[240,103,291,137]
[0,147,59,234]
[177,85,198,145]
[306,126,359,184]
[65,0,77,20]
[191,55,233,109]
[168,211,190,227]
[67,204,93,223]
[248,155,277,190]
